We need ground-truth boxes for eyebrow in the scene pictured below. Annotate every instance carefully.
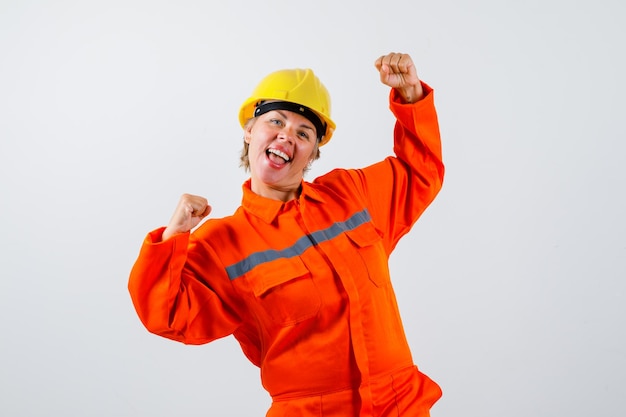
[274,110,316,131]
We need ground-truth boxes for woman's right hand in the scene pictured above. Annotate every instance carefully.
[162,193,212,241]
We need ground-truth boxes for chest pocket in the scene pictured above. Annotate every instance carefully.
[344,223,391,288]
[246,256,321,327]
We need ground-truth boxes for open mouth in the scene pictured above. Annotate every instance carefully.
[267,148,291,164]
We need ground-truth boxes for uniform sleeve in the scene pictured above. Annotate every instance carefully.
[127,227,242,345]
[349,82,445,253]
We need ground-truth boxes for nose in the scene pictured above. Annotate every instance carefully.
[277,125,296,143]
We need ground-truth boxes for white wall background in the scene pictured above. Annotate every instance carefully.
[1,0,625,416]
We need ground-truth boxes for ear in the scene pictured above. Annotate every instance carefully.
[244,122,254,144]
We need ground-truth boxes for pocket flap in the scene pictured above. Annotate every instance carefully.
[344,223,383,248]
[248,256,311,297]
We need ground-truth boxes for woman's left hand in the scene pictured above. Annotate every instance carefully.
[374,52,424,103]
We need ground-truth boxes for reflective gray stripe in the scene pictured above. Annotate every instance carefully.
[226,209,371,281]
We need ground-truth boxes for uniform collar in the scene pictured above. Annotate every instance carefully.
[241,179,326,224]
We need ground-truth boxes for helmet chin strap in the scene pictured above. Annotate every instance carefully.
[254,101,326,142]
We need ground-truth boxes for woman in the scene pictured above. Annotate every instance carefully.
[128,52,445,417]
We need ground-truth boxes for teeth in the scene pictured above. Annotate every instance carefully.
[268,148,290,162]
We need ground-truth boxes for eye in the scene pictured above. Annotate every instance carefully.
[269,118,283,126]
[298,130,310,140]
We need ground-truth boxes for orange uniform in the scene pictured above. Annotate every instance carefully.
[128,85,445,416]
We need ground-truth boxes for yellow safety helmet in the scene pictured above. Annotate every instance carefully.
[238,68,336,146]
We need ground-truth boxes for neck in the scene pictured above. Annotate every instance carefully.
[251,181,301,202]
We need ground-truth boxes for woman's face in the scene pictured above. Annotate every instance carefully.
[245,109,318,201]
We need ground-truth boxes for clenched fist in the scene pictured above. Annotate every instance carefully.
[374,52,424,103]
[162,193,212,241]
